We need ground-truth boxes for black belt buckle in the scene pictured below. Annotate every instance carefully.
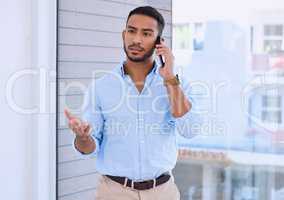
[132,178,156,190]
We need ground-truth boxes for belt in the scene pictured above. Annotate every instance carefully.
[105,172,171,191]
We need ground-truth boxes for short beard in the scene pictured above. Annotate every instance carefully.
[123,44,155,62]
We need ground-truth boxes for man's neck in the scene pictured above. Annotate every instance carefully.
[124,59,155,80]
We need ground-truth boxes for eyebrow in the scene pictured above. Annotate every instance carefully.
[127,25,154,32]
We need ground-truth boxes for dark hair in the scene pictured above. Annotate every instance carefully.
[126,6,165,36]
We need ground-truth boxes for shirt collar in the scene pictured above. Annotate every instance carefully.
[119,61,159,78]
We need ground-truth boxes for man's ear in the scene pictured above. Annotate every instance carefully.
[122,30,125,41]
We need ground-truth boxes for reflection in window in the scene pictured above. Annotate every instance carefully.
[193,23,205,51]
[173,1,284,200]
[261,110,282,123]
[264,40,283,54]
[173,24,191,49]
[262,95,281,108]
[261,95,282,123]
[263,25,284,54]
[264,25,283,36]
[173,23,205,51]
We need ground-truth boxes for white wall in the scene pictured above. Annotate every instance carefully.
[0,1,33,199]
[0,0,57,200]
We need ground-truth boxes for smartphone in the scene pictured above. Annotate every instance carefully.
[156,36,165,67]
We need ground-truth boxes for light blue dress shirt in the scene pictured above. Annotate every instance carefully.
[73,61,203,181]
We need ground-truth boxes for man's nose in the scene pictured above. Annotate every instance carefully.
[133,33,142,43]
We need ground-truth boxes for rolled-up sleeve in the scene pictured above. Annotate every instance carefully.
[72,80,104,158]
[174,76,204,139]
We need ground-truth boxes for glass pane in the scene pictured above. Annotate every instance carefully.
[193,23,205,51]
[172,1,284,200]
[264,40,283,54]
[262,95,281,108]
[264,25,283,36]
[173,24,191,49]
[261,110,282,123]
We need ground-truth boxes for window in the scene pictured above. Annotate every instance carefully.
[193,23,205,51]
[173,24,191,49]
[173,1,284,199]
[263,25,284,54]
[262,95,281,107]
[261,110,282,123]
[264,25,283,36]
[261,95,282,123]
[173,23,205,51]
[264,40,283,53]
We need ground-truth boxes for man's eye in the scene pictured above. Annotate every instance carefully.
[143,32,151,36]
[128,29,135,33]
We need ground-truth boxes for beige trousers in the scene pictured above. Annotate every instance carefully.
[95,174,180,200]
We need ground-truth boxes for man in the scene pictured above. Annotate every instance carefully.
[64,6,201,200]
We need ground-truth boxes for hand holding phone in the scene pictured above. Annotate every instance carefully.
[156,36,165,67]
